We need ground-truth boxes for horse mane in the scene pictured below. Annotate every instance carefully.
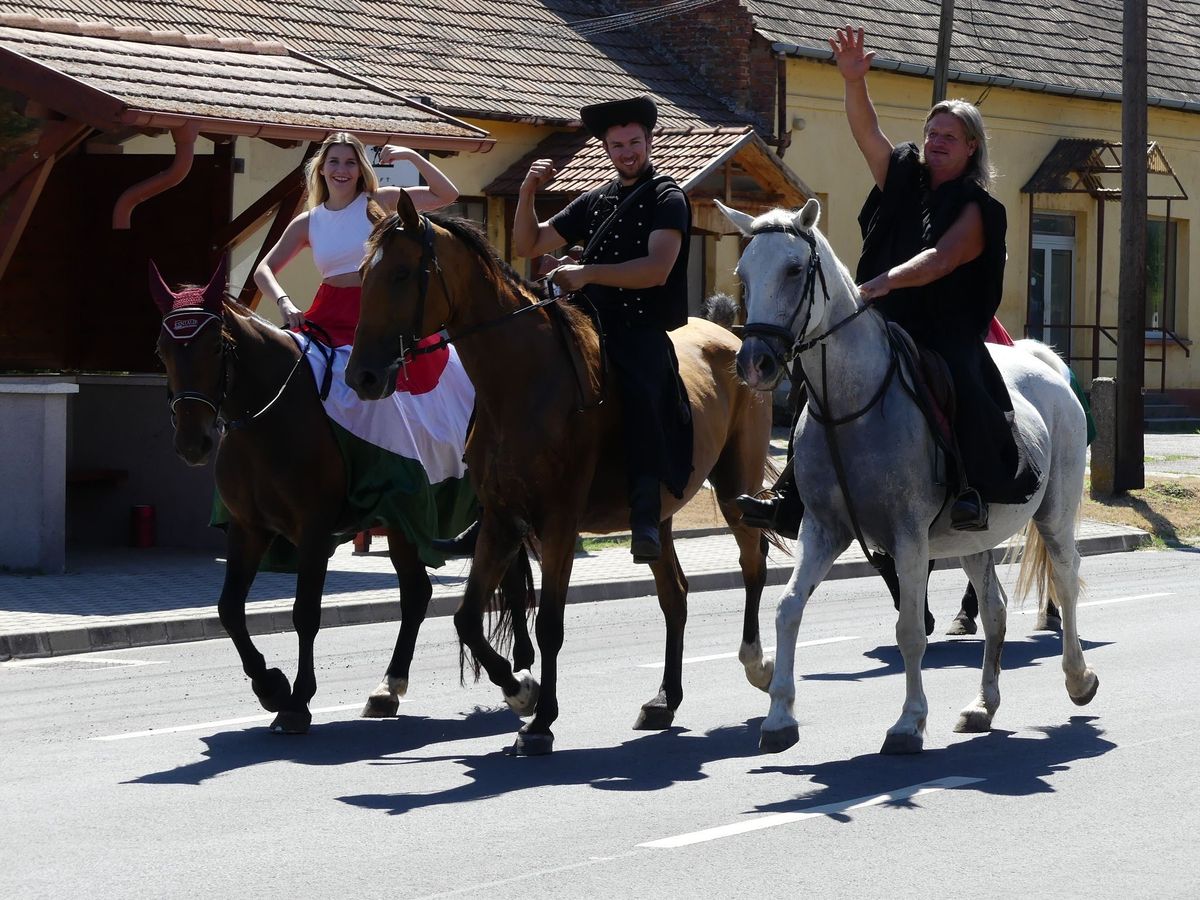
[364,211,597,339]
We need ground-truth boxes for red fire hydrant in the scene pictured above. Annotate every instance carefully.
[130,505,156,548]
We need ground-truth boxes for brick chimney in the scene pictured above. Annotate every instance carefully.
[603,0,776,129]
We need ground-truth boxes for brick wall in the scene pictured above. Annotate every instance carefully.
[607,0,776,130]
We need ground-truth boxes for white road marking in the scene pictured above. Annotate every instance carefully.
[1012,591,1172,615]
[4,656,164,669]
[91,701,404,741]
[639,776,984,848]
[636,636,860,668]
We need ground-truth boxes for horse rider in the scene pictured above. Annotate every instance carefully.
[512,94,694,563]
[738,25,1039,538]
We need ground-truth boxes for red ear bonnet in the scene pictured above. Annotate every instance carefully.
[148,259,228,313]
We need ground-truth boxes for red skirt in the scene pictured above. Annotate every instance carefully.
[301,283,449,394]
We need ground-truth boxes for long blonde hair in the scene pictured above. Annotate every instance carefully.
[923,99,994,190]
[304,132,380,210]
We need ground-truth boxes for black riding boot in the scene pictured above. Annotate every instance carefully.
[950,488,988,531]
[431,517,481,557]
[629,476,662,564]
[734,461,804,540]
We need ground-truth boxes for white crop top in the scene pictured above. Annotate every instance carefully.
[308,192,375,278]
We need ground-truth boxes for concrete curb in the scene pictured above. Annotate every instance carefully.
[0,527,1152,661]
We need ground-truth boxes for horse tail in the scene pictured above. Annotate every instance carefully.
[1014,521,1050,609]
[458,544,537,684]
[701,291,741,332]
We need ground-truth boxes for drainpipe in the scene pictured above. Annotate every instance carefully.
[112,122,200,229]
[775,55,792,157]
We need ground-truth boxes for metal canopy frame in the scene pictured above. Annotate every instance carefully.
[1021,139,1189,392]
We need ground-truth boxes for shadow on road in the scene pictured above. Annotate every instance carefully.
[750,715,1114,816]
[125,706,523,786]
[337,719,765,817]
[803,633,1112,682]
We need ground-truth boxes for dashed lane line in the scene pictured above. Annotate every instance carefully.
[636,635,860,668]
[90,701,404,741]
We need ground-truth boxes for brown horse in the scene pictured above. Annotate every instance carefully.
[345,194,776,755]
[150,261,533,734]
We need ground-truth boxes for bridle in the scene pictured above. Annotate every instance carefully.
[162,306,312,435]
[380,213,564,370]
[740,223,896,569]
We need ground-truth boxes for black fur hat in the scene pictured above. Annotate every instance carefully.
[580,94,658,138]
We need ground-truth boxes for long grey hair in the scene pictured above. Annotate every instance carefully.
[923,99,995,190]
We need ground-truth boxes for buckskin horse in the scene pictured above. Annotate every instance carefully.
[151,261,532,734]
[717,198,1097,755]
[345,193,776,755]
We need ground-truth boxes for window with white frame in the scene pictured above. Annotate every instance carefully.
[1146,217,1180,332]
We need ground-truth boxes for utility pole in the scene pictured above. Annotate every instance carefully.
[932,0,955,104]
[1115,0,1147,491]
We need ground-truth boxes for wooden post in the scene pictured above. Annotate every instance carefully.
[1115,0,1147,492]
[932,0,956,105]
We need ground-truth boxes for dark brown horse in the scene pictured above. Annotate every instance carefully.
[345,194,776,754]
[150,261,533,733]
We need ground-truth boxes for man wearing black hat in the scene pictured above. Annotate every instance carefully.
[512,94,693,563]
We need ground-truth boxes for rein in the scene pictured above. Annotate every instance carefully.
[742,223,892,569]
[392,214,564,363]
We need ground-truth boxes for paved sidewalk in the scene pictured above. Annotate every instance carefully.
[0,520,1150,660]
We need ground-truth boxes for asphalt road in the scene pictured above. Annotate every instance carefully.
[3,549,1197,899]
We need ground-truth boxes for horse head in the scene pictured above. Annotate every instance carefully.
[347,191,449,400]
[716,198,831,391]
[150,258,228,465]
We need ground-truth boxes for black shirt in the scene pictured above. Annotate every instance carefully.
[857,142,1007,345]
[549,167,691,331]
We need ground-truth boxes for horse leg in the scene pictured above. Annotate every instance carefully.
[270,533,331,734]
[760,523,843,754]
[451,519,527,714]
[217,522,292,713]
[881,540,931,755]
[954,552,1006,732]
[946,581,980,636]
[1035,594,1063,632]
[877,555,936,637]
[363,532,433,718]
[635,518,687,729]
[713,495,772,691]
[511,526,578,755]
[1037,525,1098,705]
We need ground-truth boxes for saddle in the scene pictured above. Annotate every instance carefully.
[886,322,957,455]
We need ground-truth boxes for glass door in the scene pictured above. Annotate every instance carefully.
[1029,214,1076,360]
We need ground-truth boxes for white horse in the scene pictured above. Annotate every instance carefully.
[717,198,1098,755]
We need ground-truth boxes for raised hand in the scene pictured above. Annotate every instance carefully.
[828,25,875,82]
[521,158,558,194]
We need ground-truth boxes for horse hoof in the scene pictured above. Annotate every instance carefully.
[270,709,312,735]
[946,613,978,636]
[509,728,554,756]
[361,694,400,718]
[1069,672,1099,706]
[759,725,799,754]
[633,704,675,731]
[954,708,993,733]
[253,668,292,713]
[504,670,539,718]
[880,731,924,754]
[1035,614,1062,633]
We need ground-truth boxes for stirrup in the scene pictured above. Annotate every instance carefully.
[950,489,988,532]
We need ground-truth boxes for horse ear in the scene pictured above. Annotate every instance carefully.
[714,199,755,237]
[396,188,421,232]
[202,257,228,312]
[794,197,821,232]
[148,260,177,315]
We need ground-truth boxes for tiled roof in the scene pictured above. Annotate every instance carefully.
[4,1,743,128]
[0,18,489,144]
[484,126,813,199]
[745,0,1200,111]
